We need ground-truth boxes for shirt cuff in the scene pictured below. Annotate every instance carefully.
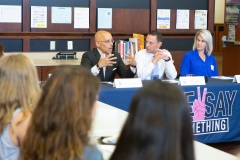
[91,65,100,76]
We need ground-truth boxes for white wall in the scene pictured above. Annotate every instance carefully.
[215,0,225,23]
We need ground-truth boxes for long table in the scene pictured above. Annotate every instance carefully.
[99,78,240,144]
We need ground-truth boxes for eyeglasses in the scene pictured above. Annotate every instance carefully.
[98,39,115,44]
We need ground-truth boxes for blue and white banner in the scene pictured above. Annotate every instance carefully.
[99,82,240,143]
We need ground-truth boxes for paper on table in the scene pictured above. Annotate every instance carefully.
[162,79,179,84]
[114,78,142,88]
[179,76,205,86]
[211,76,234,80]
[101,135,118,144]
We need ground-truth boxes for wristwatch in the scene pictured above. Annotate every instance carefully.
[165,57,171,62]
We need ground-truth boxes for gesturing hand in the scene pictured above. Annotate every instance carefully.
[192,87,207,121]
[98,54,117,67]
[125,54,136,66]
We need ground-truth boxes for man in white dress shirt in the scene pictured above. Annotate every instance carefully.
[135,31,177,80]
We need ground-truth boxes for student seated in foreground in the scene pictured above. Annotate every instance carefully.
[20,66,103,160]
[0,54,41,160]
[110,81,195,160]
[180,29,219,77]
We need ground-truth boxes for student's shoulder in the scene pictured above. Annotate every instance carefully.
[83,145,103,160]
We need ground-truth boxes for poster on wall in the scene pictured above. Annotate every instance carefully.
[226,0,240,25]
[97,8,112,29]
[31,6,47,28]
[194,10,207,29]
[176,9,189,29]
[228,25,235,41]
[0,5,21,23]
[157,9,170,29]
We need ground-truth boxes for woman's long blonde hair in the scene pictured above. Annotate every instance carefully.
[0,54,41,133]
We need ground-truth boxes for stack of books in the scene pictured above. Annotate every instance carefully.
[114,33,144,60]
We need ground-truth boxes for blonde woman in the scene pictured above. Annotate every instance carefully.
[180,29,219,77]
[0,54,41,159]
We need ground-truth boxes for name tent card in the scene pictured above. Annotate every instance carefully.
[179,76,206,86]
[114,78,143,88]
[233,75,240,83]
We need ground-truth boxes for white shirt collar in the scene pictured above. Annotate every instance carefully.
[97,48,106,57]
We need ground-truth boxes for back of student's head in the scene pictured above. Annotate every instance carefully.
[0,54,40,133]
[110,81,195,160]
[20,65,100,160]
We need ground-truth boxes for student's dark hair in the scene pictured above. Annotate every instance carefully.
[21,65,100,160]
[110,81,195,160]
[148,31,163,42]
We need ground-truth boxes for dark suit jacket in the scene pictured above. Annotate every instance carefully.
[81,48,134,81]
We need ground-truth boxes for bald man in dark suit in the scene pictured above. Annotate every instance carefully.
[81,30,136,81]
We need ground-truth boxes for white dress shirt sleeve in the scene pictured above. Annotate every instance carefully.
[91,65,100,76]
[135,50,155,80]
[135,49,177,80]
[164,51,177,79]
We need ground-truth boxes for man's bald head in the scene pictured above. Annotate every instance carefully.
[95,30,114,54]
[95,30,112,42]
